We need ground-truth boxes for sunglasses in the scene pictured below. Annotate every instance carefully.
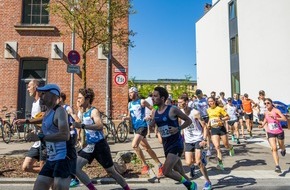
[264,102,271,105]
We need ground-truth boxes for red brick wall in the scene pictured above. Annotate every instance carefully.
[0,1,129,119]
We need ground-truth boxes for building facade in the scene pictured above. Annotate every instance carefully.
[0,1,129,119]
[196,0,290,103]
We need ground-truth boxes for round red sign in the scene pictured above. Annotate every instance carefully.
[114,73,127,86]
[68,50,80,65]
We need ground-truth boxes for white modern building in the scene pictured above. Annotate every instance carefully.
[196,0,290,104]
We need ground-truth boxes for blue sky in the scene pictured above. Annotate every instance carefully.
[129,0,211,81]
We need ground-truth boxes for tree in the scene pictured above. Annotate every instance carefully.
[49,0,135,88]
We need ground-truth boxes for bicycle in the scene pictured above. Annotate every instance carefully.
[116,116,129,143]
[100,112,117,143]
[23,113,39,142]
[0,108,23,144]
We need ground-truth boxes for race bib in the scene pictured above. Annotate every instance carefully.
[158,125,171,138]
[46,142,56,156]
[32,141,40,148]
[83,144,95,153]
[268,123,279,131]
[210,119,219,127]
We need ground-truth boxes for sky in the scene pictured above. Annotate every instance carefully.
[129,0,211,81]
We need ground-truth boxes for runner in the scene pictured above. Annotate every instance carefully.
[150,87,197,190]
[178,95,212,190]
[258,98,287,173]
[193,89,212,157]
[256,90,267,124]
[14,79,46,174]
[145,92,154,138]
[242,93,256,138]
[232,93,245,139]
[122,87,163,177]
[73,88,131,190]
[207,97,235,170]
[225,97,240,144]
[33,84,75,190]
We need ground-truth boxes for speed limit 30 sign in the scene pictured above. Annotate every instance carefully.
[114,73,127,86]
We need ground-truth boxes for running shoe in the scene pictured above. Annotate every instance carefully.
[201,150,208,166]
[70,178,80,187]
[141,165,150,175]
[280,149,286,157]
[190,165,195,178]
[203,181,212,190]
[236,139,241,144]
[157,165,164,177]
[217,161,224,170]
[275,165,282,173]
[206,149,212,157]
[231,135,235,142]
[188,181,197,190]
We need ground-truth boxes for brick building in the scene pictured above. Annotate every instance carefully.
[0,1,129,119]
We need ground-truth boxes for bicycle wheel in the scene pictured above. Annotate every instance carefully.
[2,122,11,144]
[12,124,20,139]
[116,122,128,143]
[24,124,35,142]
[102,123,109,140]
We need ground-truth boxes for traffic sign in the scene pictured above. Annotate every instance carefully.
[67,65,80,74]
[68,50,80,64]
[114,73,127,86]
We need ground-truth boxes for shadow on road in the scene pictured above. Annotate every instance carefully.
[212,175,256,189]
[231,158,266,170]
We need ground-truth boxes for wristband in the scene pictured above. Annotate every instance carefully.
[81,124,85,129]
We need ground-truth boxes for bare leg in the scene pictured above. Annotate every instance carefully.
[106,166,128,188]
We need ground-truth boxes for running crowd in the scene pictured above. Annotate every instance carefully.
[14,81,287,190]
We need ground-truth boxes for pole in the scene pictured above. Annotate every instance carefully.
[70,1,76,108]
[106,0,112,119]
[70,31,75,108]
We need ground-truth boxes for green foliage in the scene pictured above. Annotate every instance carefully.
[49,0,135,88]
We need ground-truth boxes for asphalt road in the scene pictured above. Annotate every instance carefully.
[0,179,289,190]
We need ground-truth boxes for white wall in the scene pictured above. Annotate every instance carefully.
[196,0,232,97]
[196,0,290,103]
[238,0,290,103]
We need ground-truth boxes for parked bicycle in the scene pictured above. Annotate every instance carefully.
[23,112,39,142]
[0,107,23,144]
[100,112,117,143]
[116,115,129,143]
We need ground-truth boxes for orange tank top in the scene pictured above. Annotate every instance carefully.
[242,99,253,113]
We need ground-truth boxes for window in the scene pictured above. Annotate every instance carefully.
[229,1,236,20]
[230,35,239,54]
[22,59,47,79]
[22,0,49,24]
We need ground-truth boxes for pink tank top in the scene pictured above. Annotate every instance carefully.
[265,110,283,134]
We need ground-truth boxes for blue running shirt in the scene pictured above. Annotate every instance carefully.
[129,99,147,130]
[42,108,67,161]
[83,107,104,144]
[154,105,183,152]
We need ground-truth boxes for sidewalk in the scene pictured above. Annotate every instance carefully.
[0,127,290,184]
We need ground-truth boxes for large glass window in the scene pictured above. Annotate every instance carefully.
[230,35,239,54]
[22,0,49,24]
[229,1,236,20]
